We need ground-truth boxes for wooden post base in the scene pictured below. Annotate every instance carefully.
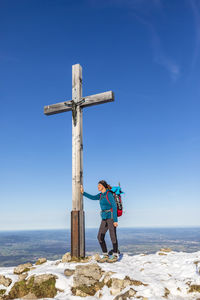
[71,210,85,258]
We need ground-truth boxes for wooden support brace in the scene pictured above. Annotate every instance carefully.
[71,210,85,258]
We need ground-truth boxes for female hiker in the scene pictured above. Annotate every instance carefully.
[80,180,119,263]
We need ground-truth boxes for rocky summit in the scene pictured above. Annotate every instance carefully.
[1,252,200,299]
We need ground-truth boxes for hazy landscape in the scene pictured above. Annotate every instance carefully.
[0,227,200,267]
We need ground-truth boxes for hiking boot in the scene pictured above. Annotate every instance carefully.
[108,249,121,255]
[107,254,118,263]
[96,254,109,263]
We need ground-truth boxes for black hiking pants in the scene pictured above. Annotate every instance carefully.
[97,218,118,254]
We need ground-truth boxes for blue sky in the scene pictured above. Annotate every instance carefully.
[0,0,200,230]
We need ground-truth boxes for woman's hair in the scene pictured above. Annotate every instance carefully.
[98,180,112,190]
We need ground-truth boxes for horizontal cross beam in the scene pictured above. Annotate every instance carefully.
[44,91,114,116]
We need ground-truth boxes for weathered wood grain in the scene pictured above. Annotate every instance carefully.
[44,101,73,115]
[83,91,114,107]
[71,211,80,257]
[44,91,114,115]
[72,64,83,211]
[79,210,85,257]
[71,64,85,258]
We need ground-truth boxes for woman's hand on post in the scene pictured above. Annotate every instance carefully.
[113,222,118,227]
[80,185,84,194]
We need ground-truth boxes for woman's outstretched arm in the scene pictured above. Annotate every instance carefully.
[81,185,100,200]
[83,192,101,200]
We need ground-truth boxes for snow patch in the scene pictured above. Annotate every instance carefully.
[0,251,200,299]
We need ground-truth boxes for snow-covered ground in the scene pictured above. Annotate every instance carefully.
[1,250,200,299]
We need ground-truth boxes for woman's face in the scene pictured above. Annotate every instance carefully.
[98,183,104,191]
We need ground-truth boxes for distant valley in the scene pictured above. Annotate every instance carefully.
[0,227,200,267]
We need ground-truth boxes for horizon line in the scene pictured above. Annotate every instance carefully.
[1,225,200,232]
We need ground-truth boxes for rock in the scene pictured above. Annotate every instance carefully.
[110,278,127,295]
[113,288,136,300]
[164,287,170,297]
[72,263,104,296]
[8,273,58,299]
[8,279,29,299]
[0,275,12,287]
[73,263,102,287]
[129,289,137,296]
[64,268,75,277]
[79,256,92,263]
[22,292,37,299]
[33,274,58,284]
[74,288,88,297]
[0,289,6,296]
[0,290,7,300]
[71,263,147,298]
[96,290,103,298]
[160,248,172,252]
[18,273,28,281]
[71,282,104,297]
[35,257,47,265]
[14,263,32,275]
[62,252,71,263]
[62,252,92,263]
[26,276,33,285]
[126,276,148,286]
[109,276,147,296]
[70,256,92,263]
[188,284,200,293]
[94,254,101,261]
[74,275,96,287]
[103,271,116,284]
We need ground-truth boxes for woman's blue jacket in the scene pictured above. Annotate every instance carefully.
[83,189,118,222]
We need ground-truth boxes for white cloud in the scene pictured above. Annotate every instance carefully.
[150,26,180,81]
[133,13,180,81]
[90,0,180,81]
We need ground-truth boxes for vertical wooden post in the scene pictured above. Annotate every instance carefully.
[71,64,85,257]
[79,97,85,257]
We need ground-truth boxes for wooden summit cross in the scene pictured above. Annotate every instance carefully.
[44,64,114,258]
